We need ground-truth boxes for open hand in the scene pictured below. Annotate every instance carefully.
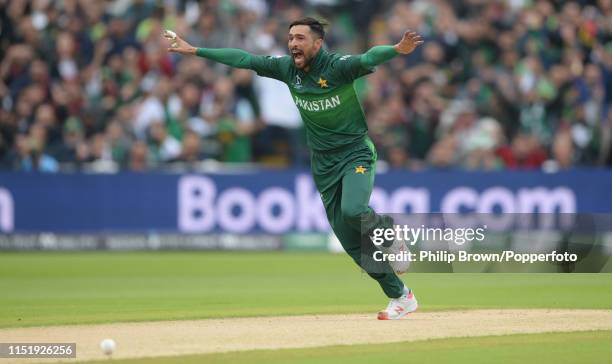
[394,30,424,55]
[164,32,197,55]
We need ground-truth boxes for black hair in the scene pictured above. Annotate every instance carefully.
[288,17,327,39]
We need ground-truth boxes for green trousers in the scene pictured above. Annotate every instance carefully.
[311,138,405,299]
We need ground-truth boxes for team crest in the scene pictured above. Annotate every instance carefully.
[317,78,328,88]
[294,75,302,89]
[355,165,366,174]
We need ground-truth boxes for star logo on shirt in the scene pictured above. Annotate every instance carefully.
[355,165,367,174]
[317,78,328,88]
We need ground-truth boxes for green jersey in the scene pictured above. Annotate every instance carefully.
[249,49,374,152]
[195,46,398,152]
[196,45,406,300]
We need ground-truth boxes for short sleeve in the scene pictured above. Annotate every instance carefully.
[331,54,375,83]
[249,55,291,82]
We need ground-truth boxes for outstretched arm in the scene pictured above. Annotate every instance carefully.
[164,32,287,80]
[194,48,254,69]
[165,32,255,69]
[360,30,424,69]
[335,30,423,82]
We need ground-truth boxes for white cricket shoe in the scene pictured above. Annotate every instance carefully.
[378,238,411,274]
[377,289,418,320]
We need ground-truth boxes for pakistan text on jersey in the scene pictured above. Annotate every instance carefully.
[294,95,341,112]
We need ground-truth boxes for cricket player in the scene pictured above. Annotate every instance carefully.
[166,17,423,320]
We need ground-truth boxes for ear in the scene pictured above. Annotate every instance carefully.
[314,38,323,50]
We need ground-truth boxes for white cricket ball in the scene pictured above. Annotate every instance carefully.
[163,29,178,48]
[100,338,116,356]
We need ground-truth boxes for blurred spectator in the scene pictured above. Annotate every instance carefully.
[15,134,59,173]
[173,130,204,166]
[128,140,150,172]
[550,128,576,170]
[1,0,612,172]
[497,133,548,169]
[148,120,181,164]
[105,120,131,167]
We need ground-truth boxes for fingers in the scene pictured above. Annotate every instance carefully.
[403,30,424,44]
[167,41,181,52]
[162,30,182,52]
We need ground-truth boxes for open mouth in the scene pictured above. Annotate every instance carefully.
[291,49,304,63]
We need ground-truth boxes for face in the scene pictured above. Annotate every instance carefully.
[288,25,322,69]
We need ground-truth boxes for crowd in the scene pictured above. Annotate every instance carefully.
[0,0,611,172]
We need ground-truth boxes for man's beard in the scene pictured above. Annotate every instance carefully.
[293,54,312,68]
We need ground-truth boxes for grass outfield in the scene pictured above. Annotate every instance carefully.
[80,331,612,364]
[0,252,611,328]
